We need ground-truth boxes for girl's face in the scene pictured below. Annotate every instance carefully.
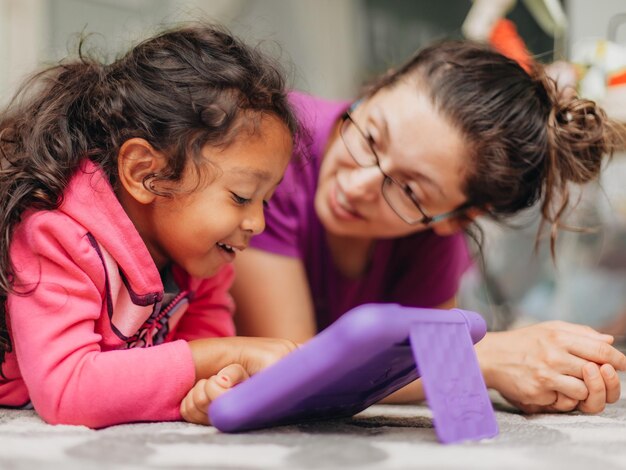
[144,116,292,278]
[315,81,472,239]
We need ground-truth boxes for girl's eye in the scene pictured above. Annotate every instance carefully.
[263,200,269,209]
[232,193,252,205]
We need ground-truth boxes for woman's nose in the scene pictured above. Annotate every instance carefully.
[341,165,383,201]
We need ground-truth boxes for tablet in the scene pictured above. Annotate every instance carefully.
[209,303,498,443]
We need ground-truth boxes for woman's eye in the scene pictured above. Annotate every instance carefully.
[404,183,423,204]
[232,193,252,205]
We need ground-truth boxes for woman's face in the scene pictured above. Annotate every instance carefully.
[315,80,473,239]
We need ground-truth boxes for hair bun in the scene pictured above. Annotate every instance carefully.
[546,95,608,186]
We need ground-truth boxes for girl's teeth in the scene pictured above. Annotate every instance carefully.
[218,242,234,252]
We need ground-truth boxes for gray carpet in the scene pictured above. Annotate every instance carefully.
[2,376,626,470]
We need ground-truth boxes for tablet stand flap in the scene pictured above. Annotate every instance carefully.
[409,321,498,444]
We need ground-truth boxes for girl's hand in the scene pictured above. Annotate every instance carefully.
[477,321,626,414]
[188,336,298,380]
[180,364,249,425]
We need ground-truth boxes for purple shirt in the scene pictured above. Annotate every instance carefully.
[250,92,472,330]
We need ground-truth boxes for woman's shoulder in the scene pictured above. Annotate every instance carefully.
[288,90,350,138]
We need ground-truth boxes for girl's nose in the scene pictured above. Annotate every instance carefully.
[341,165,383,201]
[241,203,266,235]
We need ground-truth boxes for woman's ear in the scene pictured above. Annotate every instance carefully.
[465,207,485,221]
[117,138,167,205]
[431,207,485,236]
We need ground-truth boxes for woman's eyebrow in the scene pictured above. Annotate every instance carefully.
[370,108,391,144]
[373,112,445,198]
[412,172,446,199]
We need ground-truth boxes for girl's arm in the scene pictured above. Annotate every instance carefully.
[232,248,317,343]
[8,214,197,428]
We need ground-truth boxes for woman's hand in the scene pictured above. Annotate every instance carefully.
[477,321,626,413]
[180,364,249,425]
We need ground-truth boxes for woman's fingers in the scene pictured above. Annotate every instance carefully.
[578,363,607,413]
[549,373,589,401]
[544,321,614,342]
[549,392,580,412]
[565,335,626,371]
[601,364,621,404]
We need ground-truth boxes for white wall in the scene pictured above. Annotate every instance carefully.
[0,0,48,105]
[566,0,626,53]
[0,0,363,104]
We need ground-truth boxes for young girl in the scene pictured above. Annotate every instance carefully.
[232,41,626,414]
[0,24,299,428]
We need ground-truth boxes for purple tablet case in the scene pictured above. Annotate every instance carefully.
[209,304,498,444]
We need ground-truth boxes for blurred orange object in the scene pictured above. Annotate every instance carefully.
[608,69,626,87]
[489,18,533,73]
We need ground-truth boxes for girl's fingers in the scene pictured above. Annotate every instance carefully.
[578,363,607,414]
[181,379,211,425]
[181,363,253,425]
[214,364,250,388]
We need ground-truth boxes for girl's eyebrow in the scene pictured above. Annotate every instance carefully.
[229,167,285,188]
[230,167,272,182]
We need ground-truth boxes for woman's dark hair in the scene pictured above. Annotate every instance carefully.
[0,23,299,363]
[363,40,621,252]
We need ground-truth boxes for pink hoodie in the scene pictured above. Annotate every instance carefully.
[2,161,235,428]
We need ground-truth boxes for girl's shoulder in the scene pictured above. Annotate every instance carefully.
[14,209,90,249]
[11,209,104,272]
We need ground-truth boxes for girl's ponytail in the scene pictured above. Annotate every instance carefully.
[0,24,299,365]
[0,57,108,362]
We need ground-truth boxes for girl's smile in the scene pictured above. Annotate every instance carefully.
[120,116,293,279]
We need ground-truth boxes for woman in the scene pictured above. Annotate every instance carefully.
[232,40,626,413]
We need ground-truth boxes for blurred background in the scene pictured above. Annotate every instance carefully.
[2,0,626,334]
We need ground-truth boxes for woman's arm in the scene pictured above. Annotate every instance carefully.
[476,321,625,413]
[232,248,317,343]
[381,298,626,414]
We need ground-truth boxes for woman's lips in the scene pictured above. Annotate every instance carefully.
[329,180,363,221]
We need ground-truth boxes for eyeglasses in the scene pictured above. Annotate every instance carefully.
[339,103,471,225]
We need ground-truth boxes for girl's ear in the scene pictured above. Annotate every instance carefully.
[117,138,167,204]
